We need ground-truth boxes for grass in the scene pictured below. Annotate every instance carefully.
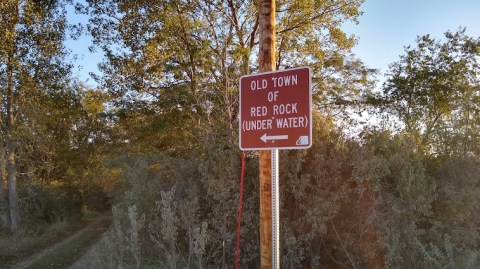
[0,211,108,268]
[28,216,111,269]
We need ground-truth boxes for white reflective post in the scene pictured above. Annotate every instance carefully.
[271,149,280,268]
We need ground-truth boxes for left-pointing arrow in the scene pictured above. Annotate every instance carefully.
[260,134,289,143]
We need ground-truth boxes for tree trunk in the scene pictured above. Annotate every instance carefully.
[6,16,21,231]
[6,140,20,232]
[0,144,10,229]
[221,214,227,269]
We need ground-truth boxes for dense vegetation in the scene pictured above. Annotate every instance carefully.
[1,0,479,268]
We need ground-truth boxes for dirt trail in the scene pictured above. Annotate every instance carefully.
[9,217,106,269]
[67,235,104,269]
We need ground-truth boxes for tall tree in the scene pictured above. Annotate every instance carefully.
[380,28,480,154]
[0,0,73,232]
[83,0,370,152]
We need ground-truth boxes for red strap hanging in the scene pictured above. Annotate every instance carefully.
[235,151,246,269]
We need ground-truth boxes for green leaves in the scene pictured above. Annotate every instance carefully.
[381,28,480,154]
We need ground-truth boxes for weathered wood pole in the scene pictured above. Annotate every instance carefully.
[258,0,275,268]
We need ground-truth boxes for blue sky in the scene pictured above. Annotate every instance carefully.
[65,3,100,87]
[67,0,480,87]
[343,0,480,79]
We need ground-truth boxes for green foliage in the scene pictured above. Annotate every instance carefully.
[429,156,480,267]
[358,133,433,268]
[0,0,78,232]
[149,188,179,269]
[0,0,113,232]
[363,28,480,268]
[82,0,373,146]
[380,28,480,154]
[26,182,83,223]
[85,113,480,268]
[351,130,480,269]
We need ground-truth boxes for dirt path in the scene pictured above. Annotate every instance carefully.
[67,235,104,269]
[9,217,107,269]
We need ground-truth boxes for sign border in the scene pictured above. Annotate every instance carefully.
[239,66,312,151]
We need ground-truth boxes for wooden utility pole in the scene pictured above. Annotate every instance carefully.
[258,0,275,268]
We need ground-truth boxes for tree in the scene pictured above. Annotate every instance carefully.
[370,28,480,268]
[380,28,480,155]
[0,0,74,232]
[82,0,370,152]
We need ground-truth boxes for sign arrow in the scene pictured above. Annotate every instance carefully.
[261,134,289,143]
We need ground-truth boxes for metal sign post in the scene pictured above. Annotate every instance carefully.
[271,149,280,269]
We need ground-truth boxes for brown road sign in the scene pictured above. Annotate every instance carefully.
[239,67,312,150]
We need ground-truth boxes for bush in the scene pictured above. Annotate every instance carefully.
[22,182,83,223]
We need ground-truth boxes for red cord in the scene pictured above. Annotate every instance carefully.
[235,151,246,269]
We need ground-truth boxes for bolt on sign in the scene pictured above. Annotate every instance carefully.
[239,67,312,150]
